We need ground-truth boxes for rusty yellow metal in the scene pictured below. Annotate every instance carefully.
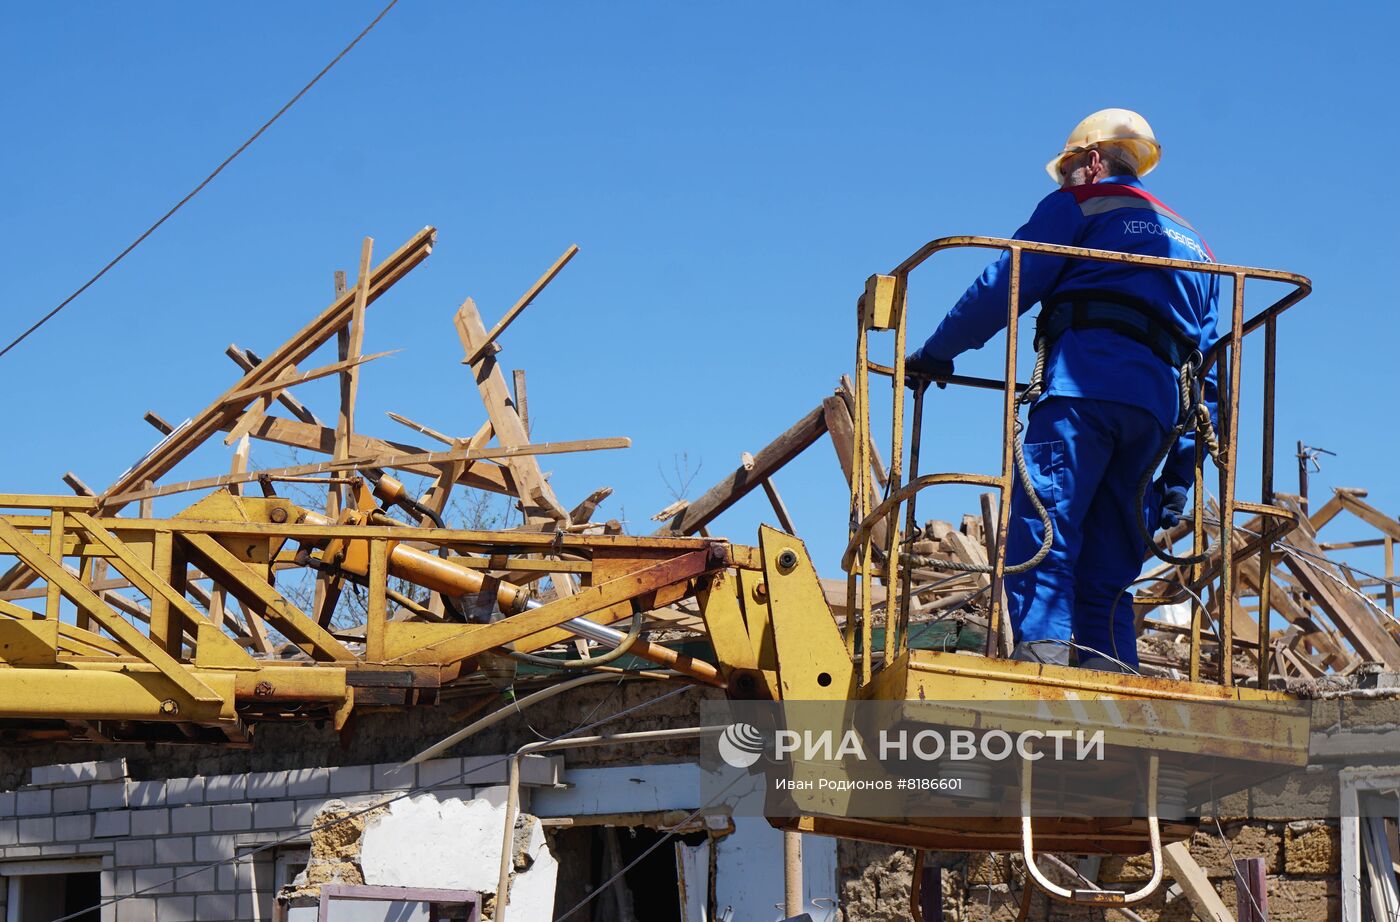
[0,514,222,703]
[0,599,123,657]
[737,568,777,671]
[0,618,59,665]
[696,569,759,673]
[760,526,855,700]
[69,513,255,669]
[44,509,64,619]
[851,234,1311,686]
[863,274,898,331]
[183,532,356,663]
[0,666,237,722]
[863,649,1307,761]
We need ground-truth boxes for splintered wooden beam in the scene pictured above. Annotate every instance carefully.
[1337,491,1400,543]
[386,411,458,447]
[224,364,299,447]
[107,437,630,504]
[225,416,518,496]
[335,238,375,468]
[656,400,828,537]
[455,297,570,522]
[62,473,96,497]
[226,345,321,425]
[0,230,434,596]
[1163,842,1232,922]
[94,226,435,513]
[1283,548,1400,667]
[418,420,494,522]
[143,412,175,436]
[464,244,579,367]
[223,350,395,405]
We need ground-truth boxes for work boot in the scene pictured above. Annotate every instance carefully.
[1011,640,1071,666]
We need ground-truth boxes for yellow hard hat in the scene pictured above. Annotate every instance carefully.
[1045,108,1161,183]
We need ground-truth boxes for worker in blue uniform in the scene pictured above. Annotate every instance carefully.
[906,108,1219,671]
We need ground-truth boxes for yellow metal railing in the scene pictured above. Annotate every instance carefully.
[845,236,1312,687]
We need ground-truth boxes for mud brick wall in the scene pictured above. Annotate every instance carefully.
[838,819,1341,922]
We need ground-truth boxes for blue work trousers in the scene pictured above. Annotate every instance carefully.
[1002,397,1167,669]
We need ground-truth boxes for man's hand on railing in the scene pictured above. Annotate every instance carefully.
[1154,480,1190,530]
[905,350,954,389]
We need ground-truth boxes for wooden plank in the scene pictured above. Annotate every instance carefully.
[226,345,320,425]
[1162,841,1231,922]
[1363,815,1400,922]
[464,245,579,366]
[1282,545,1400,667]
[231,416,517,495]
[659,401,828,536]
[223,366,300,448]
[334,238,374,473]
[94,226,434,512]
[0,516,220,702]
[759,478,796,534]
[1306,493,1345,535]
[222,349,394,405]
[225,439,268,653]
[455,297,570,522]
[1338,492,1400,543]
[318,269,352,622]
[512,369,530,437]
[1235,552,1348,665]
[107,437,628,504]
[386,411,457,447]
[143,411,175,435]
[62,473,96,497]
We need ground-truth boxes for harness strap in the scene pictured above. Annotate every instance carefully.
[1036,290,1197,369]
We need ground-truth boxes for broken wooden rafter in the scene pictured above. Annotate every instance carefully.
[96,226,436,514]
[656,399,830,537]
[226,416,517,496]
[226,345,321,425]
[107,437,630,505]
[463,244,579,367]
[223,350,395,406]
[455,297,571,522]
[224,364,300,447]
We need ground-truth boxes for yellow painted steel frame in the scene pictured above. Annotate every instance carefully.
[0,490,738,744]
[848,236,1312,687]
[691,523,1310,862]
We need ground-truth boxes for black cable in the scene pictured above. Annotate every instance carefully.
[0,0,403,361]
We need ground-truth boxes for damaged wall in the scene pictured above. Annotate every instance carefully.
[837,819,1342,922]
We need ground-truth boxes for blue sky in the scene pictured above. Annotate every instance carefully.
[2,2,1397,573]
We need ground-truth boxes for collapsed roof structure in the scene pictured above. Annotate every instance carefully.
[1,226,1398,920]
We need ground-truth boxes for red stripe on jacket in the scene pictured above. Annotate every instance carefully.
[1065,183,1215,260]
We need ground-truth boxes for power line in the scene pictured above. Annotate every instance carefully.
[0,0,403,361]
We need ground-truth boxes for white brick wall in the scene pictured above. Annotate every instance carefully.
[0,752,563,922]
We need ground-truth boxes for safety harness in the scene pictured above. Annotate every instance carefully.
[1035,289,1198,369]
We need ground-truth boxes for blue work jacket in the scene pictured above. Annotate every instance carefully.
[911,175,1219,489]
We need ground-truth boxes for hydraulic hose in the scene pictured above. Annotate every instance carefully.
[508,608,645,670]
[872,335,1056,578]
[1133,354,1222,568]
